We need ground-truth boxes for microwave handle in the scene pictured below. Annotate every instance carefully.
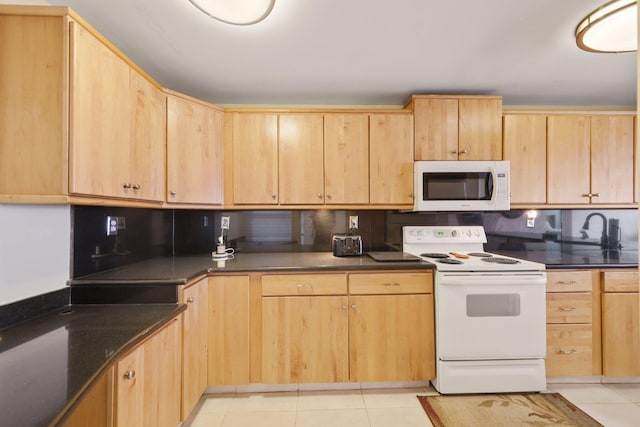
[487,170,494,199]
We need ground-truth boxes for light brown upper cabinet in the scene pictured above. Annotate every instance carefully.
[0,8,165,204]
[166,91,223,205]
[502,114,547,205]
[231,113,279,204]
[547,114,634,205]
[410,95,502,160]
[369,113,414,205]
[324,114,370,204]
[278,114,325,204]
[70,23,166,202]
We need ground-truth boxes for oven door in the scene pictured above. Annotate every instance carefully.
[435,271,546,360]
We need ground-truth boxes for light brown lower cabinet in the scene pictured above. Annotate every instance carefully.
[545,270,597,377]
[60,369,112,427]
[259,271,434,384]
[115,316,182,427]
[601,270,640,377]
[182,278,209,418]
[208,275,251,385]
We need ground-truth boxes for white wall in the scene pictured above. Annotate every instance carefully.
[0,205,71,305]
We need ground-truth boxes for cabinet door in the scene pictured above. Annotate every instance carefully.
[167,96,223,204]
[502,114,546,204]
[546,324,593,377]
[278,114,324,204]
[459,98,502,160]
[69,22,131,199]
[115,344,144,427]
[232,114,278,204]
[262,295,349,383]
[590,115,634,204]
[602,292,640,376]
[129,70,165,202]
[349,294,434,382]
[209,276,250,385]
[323,114,369,204]
[183,278,209,418]
[413,98,458,160]
[547,115,590,204]
[369,114,414,205]
[143,317,182,427]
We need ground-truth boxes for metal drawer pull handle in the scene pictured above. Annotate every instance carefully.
[557,280,577,285]
[557,349,578,355]
[559,307,577,311]
[384,283,400,286]
[123,370,136,380]
[187,297,194,303]
[351,304,357,309]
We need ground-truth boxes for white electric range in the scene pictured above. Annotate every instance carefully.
[403,225,547,394]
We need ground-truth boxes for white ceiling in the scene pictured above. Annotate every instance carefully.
[7,0,639,107]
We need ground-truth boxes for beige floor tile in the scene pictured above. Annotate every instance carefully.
[546,383,628,403]
[198,394,236,413]
[190,411,226,427]
[221,410,297,427]
[295,409,370,427]
[228,391,299,412]
[362,388,425,409]
[604,383,640,403]
[576,402,640,427]
[367,406,433,427]
[297,390,365,410]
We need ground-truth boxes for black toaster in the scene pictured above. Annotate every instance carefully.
[332,234,363,257]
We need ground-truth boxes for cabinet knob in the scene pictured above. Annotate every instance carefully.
[351,304,357,309]
[133,184,141,190]
[170,191,177,196]
[341,305,348,310]
[591,193,600,198]
[317,193,323,199]
[123,370,136,380]
[187,297,194,303]
[123,183,131,189]
[272,193,277,199]
[459,149,468,155]
[450,150,458,154]
[326,194,332,199]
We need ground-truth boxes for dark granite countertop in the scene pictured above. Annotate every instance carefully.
[493,249,638,269]
[0,303,185,427]
[70,252,434,284]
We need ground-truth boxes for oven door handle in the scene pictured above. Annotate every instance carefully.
[437,273,546,287]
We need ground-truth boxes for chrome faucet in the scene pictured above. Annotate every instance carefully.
[581,213,609,249]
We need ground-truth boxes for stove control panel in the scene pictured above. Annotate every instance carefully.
[403,226,487,244]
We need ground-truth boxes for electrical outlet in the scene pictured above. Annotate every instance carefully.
[221,216,230,230]
[203,216,209,227]
[106,216,126,236]
[349,215,359,229]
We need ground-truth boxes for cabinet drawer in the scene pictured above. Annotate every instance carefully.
[546,271,592,293]
[602,270,639,293]
[546,293,592,323]
[546,324,593,377]
[348,272,433,295]
[262,274,347,296]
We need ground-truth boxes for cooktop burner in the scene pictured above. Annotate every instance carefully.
[481,257,520,264]
[421,253,450,259]
[467,252,493,257]
[438,258,464,265]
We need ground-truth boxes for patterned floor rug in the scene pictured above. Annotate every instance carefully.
[417,393,603,426]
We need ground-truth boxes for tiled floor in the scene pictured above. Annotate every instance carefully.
[186,383,640,427]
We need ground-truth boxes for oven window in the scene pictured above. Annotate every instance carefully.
[466,294,521,317]
[423,172,492,200]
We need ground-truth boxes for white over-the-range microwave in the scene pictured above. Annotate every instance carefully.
[413,160,510,211]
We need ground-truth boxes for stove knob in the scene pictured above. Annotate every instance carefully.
[451,230,457,237]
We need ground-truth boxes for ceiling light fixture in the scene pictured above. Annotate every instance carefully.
[575,0,637,53]
[188,0,275,25]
